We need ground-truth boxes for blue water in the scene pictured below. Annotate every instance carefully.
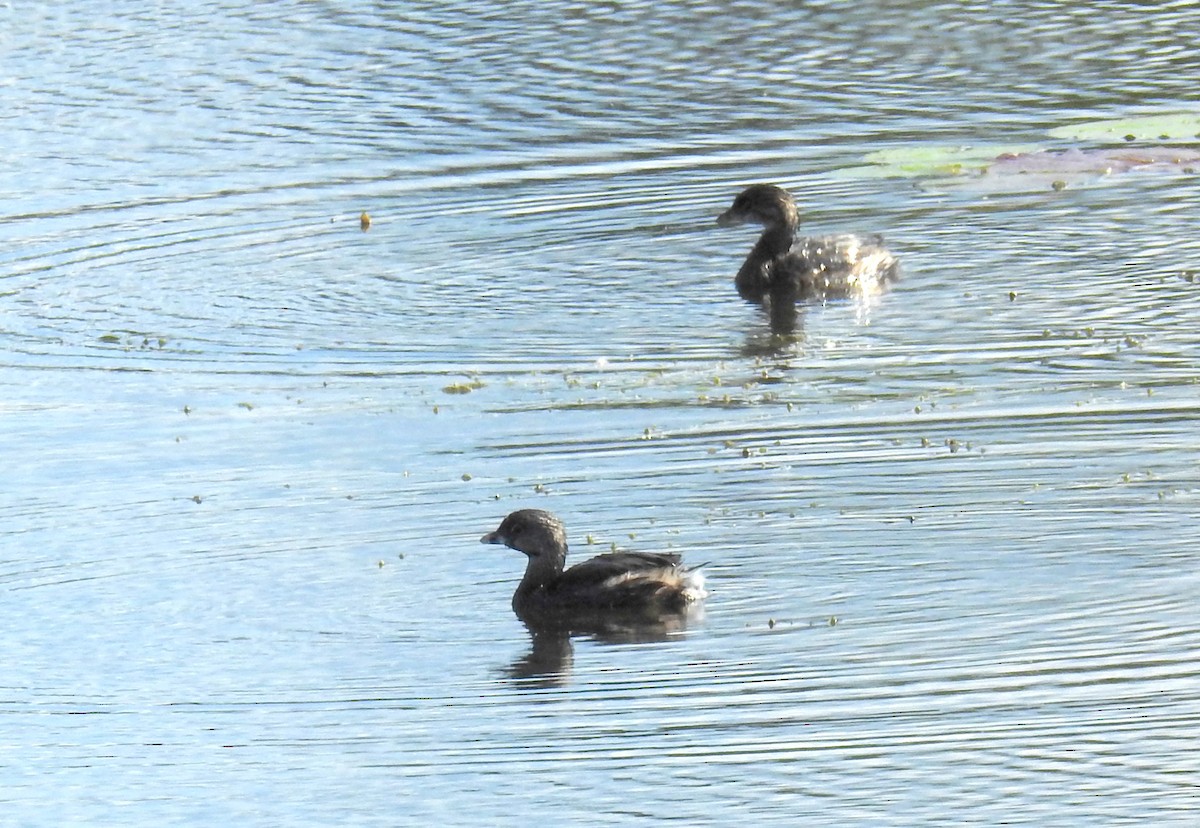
[2,1,1199,825]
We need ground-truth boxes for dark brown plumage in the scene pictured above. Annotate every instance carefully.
[717,183,899,302]
[480,509,707,626]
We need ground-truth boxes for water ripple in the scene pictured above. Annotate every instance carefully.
[4,1,1200,825]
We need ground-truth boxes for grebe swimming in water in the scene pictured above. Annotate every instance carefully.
[481,509,707,626]
[717,183,899,303]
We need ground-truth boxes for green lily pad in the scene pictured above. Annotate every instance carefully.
[1048,112,1200,143]
[854,144,1041,178]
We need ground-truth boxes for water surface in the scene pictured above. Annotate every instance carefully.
[2,1,1198,825]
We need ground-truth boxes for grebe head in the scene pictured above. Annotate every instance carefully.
[481,509,567,561]
[717,183,799,231]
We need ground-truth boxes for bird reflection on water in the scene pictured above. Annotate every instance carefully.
[505,609,703,686]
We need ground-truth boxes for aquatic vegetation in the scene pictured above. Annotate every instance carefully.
[97,332,169,350]
[987,146,1200,176]
[855,143,1200,188]
[845,113,1200,190]
[1047,112,1200,143]
[442,376,486,394]
[853,144,1039,178]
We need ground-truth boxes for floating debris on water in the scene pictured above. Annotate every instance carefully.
[443,377,485,394]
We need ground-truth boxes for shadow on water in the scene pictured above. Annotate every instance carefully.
[505,608,703,687]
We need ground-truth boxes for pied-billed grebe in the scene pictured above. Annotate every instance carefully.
[481,509,707,624]
[717,183,899,301]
